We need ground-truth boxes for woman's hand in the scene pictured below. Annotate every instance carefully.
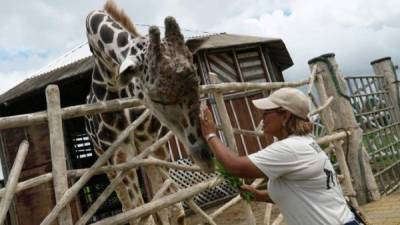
[200,107,217,137]
[239,184,258,198]
[240,184,274,203]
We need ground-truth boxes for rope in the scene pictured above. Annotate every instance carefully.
[311,56,352,101]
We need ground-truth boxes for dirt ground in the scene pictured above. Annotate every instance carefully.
[186,200,286,225]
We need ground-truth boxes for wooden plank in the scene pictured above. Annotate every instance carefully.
[46,85,73,225]
[0,140,29,225]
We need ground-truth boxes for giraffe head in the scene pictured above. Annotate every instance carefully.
[115,16,213,172]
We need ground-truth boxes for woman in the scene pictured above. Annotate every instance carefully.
[200,87,362,225]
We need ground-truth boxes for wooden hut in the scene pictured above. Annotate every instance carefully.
[0,33,293,225]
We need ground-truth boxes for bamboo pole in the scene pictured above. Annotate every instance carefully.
[0,140,29,225]
[307,65,318,96]
[315,130,350,145]
[209,179,264,219]
[209,73,238,153]
[309,53,380,204]
[46,85,73,225]
[200,78,310,94]
[187,199,217,225]
[0,97,141,130]
[263,203,273,225]
[308,96,333,117]
[209,73,256,225]
[40,110,150,225]
[90,177,223,225]
[271,214,283,225]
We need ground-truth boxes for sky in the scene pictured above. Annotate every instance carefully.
[0,0,400,178]
[1,0,400,96]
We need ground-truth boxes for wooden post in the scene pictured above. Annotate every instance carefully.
[46,85,73,225]
[209,72,238,152]
[0,140,29,225]
[308,53,380,205]
[370,57,400,118]
[209,72,256,225]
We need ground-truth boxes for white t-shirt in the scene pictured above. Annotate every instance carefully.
[248,135,354,225]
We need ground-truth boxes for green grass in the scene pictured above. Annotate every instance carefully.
[213,159,254,202]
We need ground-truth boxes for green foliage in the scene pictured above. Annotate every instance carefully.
[213,159,254,202]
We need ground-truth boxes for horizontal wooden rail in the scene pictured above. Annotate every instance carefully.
[0,97,142,130]
[199,79,310,94]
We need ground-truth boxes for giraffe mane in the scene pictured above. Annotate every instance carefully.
[104,0,141,37]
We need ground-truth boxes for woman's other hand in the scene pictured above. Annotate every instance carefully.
[240,184,274,203]
[200,106,217,137]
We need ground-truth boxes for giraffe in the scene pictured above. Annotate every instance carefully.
[84,0,214,224]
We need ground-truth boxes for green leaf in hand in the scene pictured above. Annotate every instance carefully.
[213,159,254,202]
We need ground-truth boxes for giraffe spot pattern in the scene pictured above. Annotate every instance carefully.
[108,50,118,63]
[148,116,162,133]
[97,40,105,52]
[92,82,107,100]
[100,112,115,125]
[188,133,196,145]
[90,13,105,34]
[189,114,196,127]
[128,108,144,122]
[130,47,137,55]
[138,92,144,99]
[128,190,135,201]
[100,25,114,44]
[100,141,110,151]
[106,91,119,100]
[119,89,128,98]
[160,126,169,137]
[117,31,129,47]
[120,48,129,58]
[115,150,127,164]
[122,178,130,186]
[181,117,188,128]
[115,113,128,131]
[111,22,122,30]
[98,126,117,143]
[92,67,104,82]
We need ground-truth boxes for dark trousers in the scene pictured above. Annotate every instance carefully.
[344,219,364,225]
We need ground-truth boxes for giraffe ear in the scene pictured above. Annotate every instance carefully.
[118,58,139,85]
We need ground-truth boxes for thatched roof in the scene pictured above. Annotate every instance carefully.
[0,33,293,105]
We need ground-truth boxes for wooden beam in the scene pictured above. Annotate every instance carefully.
[45,85,73,225]
[0,140,29,225]
[200,79,310,94]
[0,97,141,130]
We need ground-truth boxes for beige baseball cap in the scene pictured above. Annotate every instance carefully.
[252,87,310,120]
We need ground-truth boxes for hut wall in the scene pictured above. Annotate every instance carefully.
[0,123,81,225]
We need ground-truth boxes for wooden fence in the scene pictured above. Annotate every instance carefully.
[0,53,386,225]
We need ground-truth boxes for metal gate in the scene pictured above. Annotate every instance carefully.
[345,75,400,195]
